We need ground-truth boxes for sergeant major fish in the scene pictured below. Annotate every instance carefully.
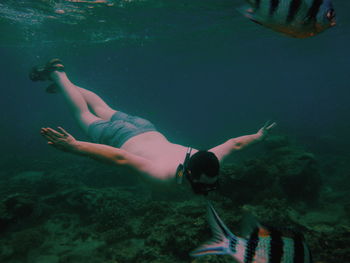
[191,203,313,263]
[239,0,336,38]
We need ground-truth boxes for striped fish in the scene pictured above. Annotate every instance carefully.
[190,203,313,263]
[239,0,336,38]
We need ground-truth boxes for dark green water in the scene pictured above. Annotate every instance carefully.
[0,1,349,262]
[1,0,350,153]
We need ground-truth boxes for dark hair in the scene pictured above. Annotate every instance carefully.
[186,150,220,179]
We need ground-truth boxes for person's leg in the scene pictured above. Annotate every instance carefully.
[46,79,117,120]
[76,87,117,120]
[50,71,102,132]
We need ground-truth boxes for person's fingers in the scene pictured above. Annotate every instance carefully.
[263,120,274,128]
[42,128,55,137]
[40,128,49,135]
[46,127,64,138]
[57,127,69,136]
[40,129,51,138]
[45,134,56,142]
[262,121,269,128]
[266,122,277,130]
[41,129,58,142]
[41,128,62,146]
[44,128,63,137]
[262,121,276,130]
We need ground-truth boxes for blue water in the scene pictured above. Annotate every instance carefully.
[1,0,349,157]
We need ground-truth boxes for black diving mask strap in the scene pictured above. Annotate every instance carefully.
[176,147,192,185]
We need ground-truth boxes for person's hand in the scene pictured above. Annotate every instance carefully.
[256,121,276,140]
[40,127,78,152]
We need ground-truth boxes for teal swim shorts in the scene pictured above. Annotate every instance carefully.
[87,111,157,148]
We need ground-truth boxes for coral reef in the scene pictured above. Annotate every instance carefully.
[220,135,322,206]
[0,135,349,262]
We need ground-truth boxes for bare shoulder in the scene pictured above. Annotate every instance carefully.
[209,139,234,162]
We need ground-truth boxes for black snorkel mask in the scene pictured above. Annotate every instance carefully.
[176,147,219,195]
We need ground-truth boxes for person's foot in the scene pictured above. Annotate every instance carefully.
[29,58,65,82]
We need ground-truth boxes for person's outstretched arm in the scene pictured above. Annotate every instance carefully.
[209,122,276,162]
[40,127,152,172]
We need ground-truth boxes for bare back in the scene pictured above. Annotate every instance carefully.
[121,131,192,181]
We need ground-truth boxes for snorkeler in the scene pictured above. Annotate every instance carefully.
[31,59,276,195]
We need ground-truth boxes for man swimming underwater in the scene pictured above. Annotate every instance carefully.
[31,59,276,195]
